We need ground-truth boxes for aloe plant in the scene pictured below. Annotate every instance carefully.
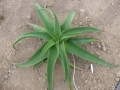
[12,4,114,90]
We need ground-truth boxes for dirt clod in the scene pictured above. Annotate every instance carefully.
[116,71,120,77]
[27,15,32,20]
[115,78,119,81]
[101,42,107,52]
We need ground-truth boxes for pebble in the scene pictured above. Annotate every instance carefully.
[79,9,85,16]
[87,18,91,22]
[27,15,32,20]
[115,78,119,81]
[106,50,110,54]
[101,42,106,51]
[6,44,11,47]
[78,21,83,26]
[18,25,22,28]
[88,23,92,26]
[80,9,85,12]
[12,71,15,74]
[47,2,54,7]
[116,71,120,77]
[8,70,12,73]
[97,43,101,49]
[90,42,93,45]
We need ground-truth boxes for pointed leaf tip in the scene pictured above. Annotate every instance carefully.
[65,40,115,67]
[35,4,54,32]
[61,10,76,30]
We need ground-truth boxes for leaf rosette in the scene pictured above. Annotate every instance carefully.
[10,4,115,90]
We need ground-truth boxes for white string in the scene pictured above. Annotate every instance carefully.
[72,54,78,90]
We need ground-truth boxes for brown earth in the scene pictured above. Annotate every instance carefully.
[0,0,120,90]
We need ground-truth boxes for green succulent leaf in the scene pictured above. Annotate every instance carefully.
[35,4,54,32]
[53,13,61,37]
[60,27,101,40]
[38,8,62,40]
[70,38,99,45]
[28,23,57,41]
[13,32,51,49]
[59,42,72,90]
[61,10,76,30]
[40,8,61,38]
[47,46,58,90]
[40,39,56,60]
[11,44,46,67]
[28,23,46,32]
[65,40,115,67]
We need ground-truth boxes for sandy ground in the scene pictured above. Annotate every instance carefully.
[0,0,120,90]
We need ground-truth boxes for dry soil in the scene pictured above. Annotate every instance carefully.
[0,0,120,90]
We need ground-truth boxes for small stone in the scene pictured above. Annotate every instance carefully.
[101,42,106,51]
[103,46,106,51]
[8,70,11,73]
[47,2,54,7]
[80,9,85,12]
[88,23,92,26]
[78,21,83,26]
[27,15,32,20]
[106,51,110,54]
[85,80,89,84]
[12,71,15,74]
[101,42,105,46]
[116,71,120,77]
[87,18,91,22]
[97,44,101,49]
[6,44,11,47]
[115,78,119,81]
[90,42,93,45]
